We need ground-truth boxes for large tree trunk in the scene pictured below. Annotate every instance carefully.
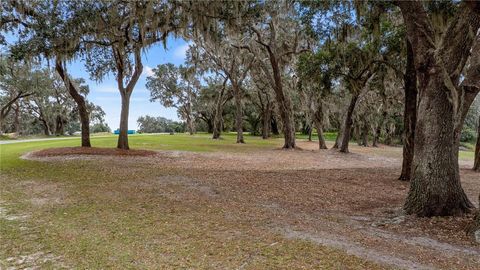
[314,120,327,150]
[266,51,295,148]
[404,74,473,216]
[212,84,226,139]
[55,59,91,147]
[207,119,214,134]
[261,109,271,139]
[55,115,65,136]
[396,0,480,217]
[117,92,131,150]
[397,1,480,216]
[399,40,418,181]
[233,83,245,143]
[41,118,51,136]
[277,100,296,149]
[185,104,195,135]
[474,117,480,172]
[340,94,359,153]
[272,84,295,148]
[314,104,327,149]
[186,115,194,135]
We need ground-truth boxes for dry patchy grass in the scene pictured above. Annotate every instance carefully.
[1,139,479,269]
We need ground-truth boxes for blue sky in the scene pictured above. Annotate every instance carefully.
[66,37,189,130]
[2,34,189,131]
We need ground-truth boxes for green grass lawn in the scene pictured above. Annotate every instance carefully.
[0,133,475,269]
[0,133,390,269]
[0,133,282,170]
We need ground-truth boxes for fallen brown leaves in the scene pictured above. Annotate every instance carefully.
[30,147,157,157]
[15,142,480,269]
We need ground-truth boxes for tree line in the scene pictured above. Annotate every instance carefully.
[1,1,480,223]
[0,58,109,136]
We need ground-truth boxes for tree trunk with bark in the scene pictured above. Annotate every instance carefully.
[113,47,143,150]
[184,102,195,135]
[55,59,91,147]
[340,94,359,153]
[55,115,65,136]
[397,1,480,216]
[117,91,131,149]
[271,72,295,148]
[41,118,51,135]
[399,40,417,181]
[277,99,296,149]
[212,80,227,139]
[474,117,480,171]
[233,83,245,143]
[185,113,194,135]
[313,104,327,149]
[315,120,328,150]
[261,109,271,139]
[404,76,473,215]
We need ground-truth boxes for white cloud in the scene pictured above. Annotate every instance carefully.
[142,65,155,78]
[173,43,191,59]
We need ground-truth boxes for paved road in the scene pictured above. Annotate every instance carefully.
[0,133,173,145]
[0,136,93,145]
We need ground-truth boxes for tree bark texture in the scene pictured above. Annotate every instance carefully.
[212,80,227,139]
[474,117,480,171]
[117,92,131,150]
[55,59,91,147]
[397,1,480,216]
[233,83,245,143]
[340,94,359,153]
[261,109,271,139]
[399,39,418,181]
[114,47,143,150]
[314,104,327,149]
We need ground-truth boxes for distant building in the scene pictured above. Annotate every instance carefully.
[113,129,136,135]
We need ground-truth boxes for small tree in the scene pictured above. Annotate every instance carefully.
[191,31,253,143]
[0,58,34,134]
[232,1,309,149]
[146,63,200,135]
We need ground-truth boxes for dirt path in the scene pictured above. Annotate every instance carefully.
[18,141,480,269]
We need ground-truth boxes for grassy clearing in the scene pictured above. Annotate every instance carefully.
[0,133,476,269]
[1,133,388,269]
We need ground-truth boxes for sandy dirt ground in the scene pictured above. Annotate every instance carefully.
[19,141,480,269]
